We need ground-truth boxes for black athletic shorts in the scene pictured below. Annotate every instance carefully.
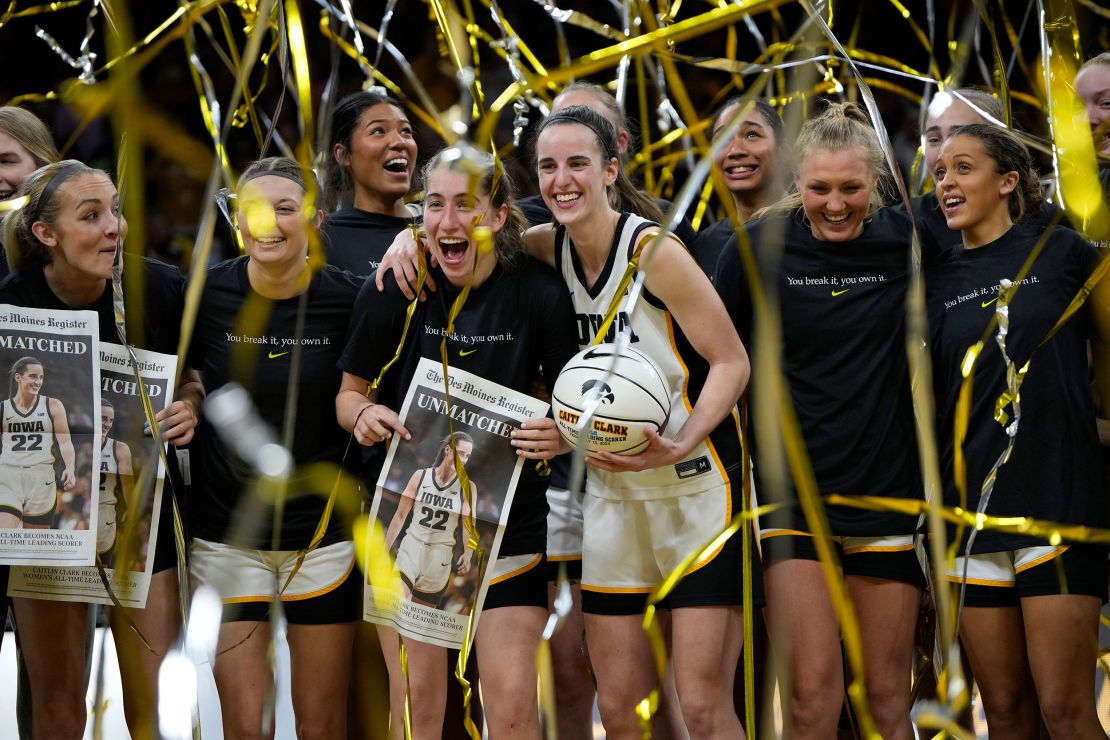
[761,531,926,588]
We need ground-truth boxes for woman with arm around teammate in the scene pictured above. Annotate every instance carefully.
[524,105,752,739]
[187,157,363,739]
[927,124,1108,739]
[714,103,925,739]
[0,160,200,739]
[337,147,579,739]
[318,90,418,277]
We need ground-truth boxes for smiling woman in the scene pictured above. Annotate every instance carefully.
[714,102,927,739]
[926,124,1110,739]
[188,156,364,739]
[0,158,202,739]
[690,98,786,276]
[0,107,60,279]
[0,108,58,203]
[518,104,754,740]
[336,147,579,740]
[318,91,418,277]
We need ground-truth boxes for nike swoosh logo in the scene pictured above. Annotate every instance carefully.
[831,289,850,297]
[981,297,998,308]
[268,351,290,359]
[459,348,478,357]
[582,346,615,360]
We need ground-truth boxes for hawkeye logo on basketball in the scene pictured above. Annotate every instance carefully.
[576,312,639,346]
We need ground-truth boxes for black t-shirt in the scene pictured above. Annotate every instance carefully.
[714,207,923,535]
[188,257,361,550]
[339,258,580,556]
[926,224,1104,552]
[320,205,415,277]
[517,193,698,247]
[691,217,739,278]
[0,255,184,353]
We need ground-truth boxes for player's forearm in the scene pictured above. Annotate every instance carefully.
[337,389,374,433]
[60,439,76,471]
[175,376,205,419]
[670,360,746,457]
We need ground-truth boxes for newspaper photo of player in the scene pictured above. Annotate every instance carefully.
[364,358,548,649]
[0,305,100,565]
[9,344,177,606]
[384,431,479,612]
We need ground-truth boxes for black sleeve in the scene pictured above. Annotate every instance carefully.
[1073,230,1103,278]
[143,257,186,353]
[712,233,754,346]
[184,270,216,372]
[518,195,554,228]
[691,219,735,278]
[533,273,581,395]
[338,270,411,381]
[672,216,697,252]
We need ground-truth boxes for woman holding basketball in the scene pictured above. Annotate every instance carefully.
[528,105,752,739]
[927,124,1108,738]
[714,103,924,739]
[376,107,753,738]
[337,147,579,739]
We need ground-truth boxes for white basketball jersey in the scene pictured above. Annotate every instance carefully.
[100,437,121,508]
[406,467,464,546]
[1,396,55,467]
[556,213,730,501]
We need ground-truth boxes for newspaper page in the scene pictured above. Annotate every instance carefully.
[0,306,100,566]
[10,344,177,606]
[364,358,548,649]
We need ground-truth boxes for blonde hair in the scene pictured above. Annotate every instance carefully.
[0,107,59,169]
[760,102,891,219]
[1080,52,1110,73]
[1,160,106,270]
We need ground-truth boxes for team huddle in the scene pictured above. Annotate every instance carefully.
[0,50,1107,740]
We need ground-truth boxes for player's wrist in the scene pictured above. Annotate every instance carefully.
[353,402,376,429]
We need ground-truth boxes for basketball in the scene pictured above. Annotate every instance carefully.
[551,343,671,455]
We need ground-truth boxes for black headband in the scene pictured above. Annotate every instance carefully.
[237,165,322,198]
[30,162,87,224]
[542,107,620,161]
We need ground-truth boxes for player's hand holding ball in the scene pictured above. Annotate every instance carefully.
[551,343,673,470]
